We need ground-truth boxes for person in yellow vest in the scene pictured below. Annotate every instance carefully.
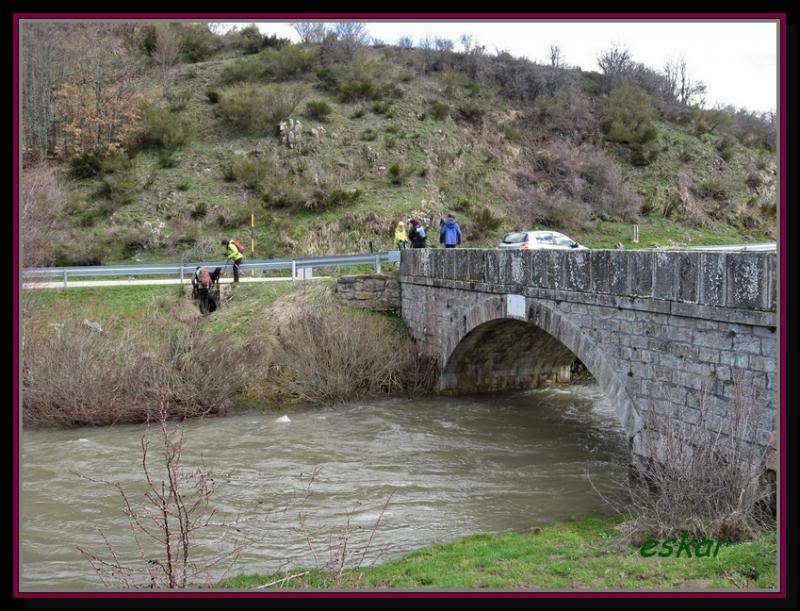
[394,221,409,250]
[222,239,244,283]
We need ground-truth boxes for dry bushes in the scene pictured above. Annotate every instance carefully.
[22,311,248,427]
[251,290,436,406]
[507,141,641,229]
[21,163,65,267]
[600,374,774,543]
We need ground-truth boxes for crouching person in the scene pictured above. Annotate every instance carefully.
[195,266,212,315]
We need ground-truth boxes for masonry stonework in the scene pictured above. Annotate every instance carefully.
[399,249,777,465]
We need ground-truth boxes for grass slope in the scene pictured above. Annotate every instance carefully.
[220,516,777,591]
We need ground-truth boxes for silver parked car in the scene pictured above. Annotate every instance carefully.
[498,230,588,250]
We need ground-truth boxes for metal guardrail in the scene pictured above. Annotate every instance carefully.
[23,251,400,287]
[657,243,776,252]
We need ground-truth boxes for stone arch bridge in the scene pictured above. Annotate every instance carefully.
[399,248,777,464]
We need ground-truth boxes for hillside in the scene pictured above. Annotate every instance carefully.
[22,27,777,268]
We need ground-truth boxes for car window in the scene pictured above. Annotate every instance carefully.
[535,233,554,243]
[553,234,576,247]
[503,232,529,244]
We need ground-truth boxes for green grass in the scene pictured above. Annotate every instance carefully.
[22,285,182,328]
[572,216,774,250]
[219,516,777,591]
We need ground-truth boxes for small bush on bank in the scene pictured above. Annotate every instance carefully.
[455,102,485,126]
[137,107,192,151]
[304,99,333,121]
[228,154,275,190]
[205,88,221,104]
[304,186,363,211]
[388,162,414,185]
[430,99,450,120]
[695,179,730,201]
[220,44,319,84]
[68,151,105,179]
[157,150,178,169]
[97,167,140,210]
[215,83,305,136]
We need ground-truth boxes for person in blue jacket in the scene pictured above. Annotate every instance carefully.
[439,214,462,248]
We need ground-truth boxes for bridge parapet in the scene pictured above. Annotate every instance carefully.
[400,249,776,326]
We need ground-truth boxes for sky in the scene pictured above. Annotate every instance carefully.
[214,20,778,113]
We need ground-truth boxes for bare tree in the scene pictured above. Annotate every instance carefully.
[548,44,564,68]
[76,401,246,589]
[291,22,327,45]
[597,44,634,92]
[663,58,706,106]
[21,23,69,162]
[397,35,414,49]
[460,33,475,53]
[51,24,147,157]
[21,163,64,267]
[154,25,180,98]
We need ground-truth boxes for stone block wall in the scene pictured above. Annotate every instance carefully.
[335,274,401,312]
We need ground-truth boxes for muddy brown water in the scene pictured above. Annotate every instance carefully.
[21,384,629,591]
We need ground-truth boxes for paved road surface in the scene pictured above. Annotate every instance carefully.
[23,276,328,290]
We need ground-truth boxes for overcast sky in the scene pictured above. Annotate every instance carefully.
[215,20,778,113]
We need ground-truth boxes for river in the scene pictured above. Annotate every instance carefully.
[21,383,629,591]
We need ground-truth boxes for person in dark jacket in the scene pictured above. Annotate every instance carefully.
[439,214,462,248]
[194,267,212,315]
[408,219,427,248]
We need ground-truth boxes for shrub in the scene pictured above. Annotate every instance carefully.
[430,99,450,120]
[68,151,105,179]
[177,23,215,63]
[176,179,190,191]
[360,128,378,141]
[304,99,333,121]
[304,186,363,211]
[745,173,763,190]
[470,207,502,232]
[228,155,274,190]
[604,373,774,542]
[603,84,656,144]
[157,150,178,169]
[678,148,693,163]
[215,84,305,136]
[388,162,414,185]
[51,232,107,266]
[695,179,729,201]
[219,44,319,84]
[97,168,140,210]
[137,107,192,151]
[168,90,191,113]
[214,199,253,229]
[22,313,249,426]
[455,102,485,125]
[205,88,221,104]
[190,201,207,219]
[507,141,641,224]
[262,293,435,405]
[350,107,366,119]
[717,135,737,162]
[371,100,392,115]
[22,163,65,267]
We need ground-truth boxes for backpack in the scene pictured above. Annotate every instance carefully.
[197,268,211,288]
[230,239,246,255]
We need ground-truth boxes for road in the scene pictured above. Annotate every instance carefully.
[23,276,328,290]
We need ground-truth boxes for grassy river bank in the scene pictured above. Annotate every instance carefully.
[220,516,776,591]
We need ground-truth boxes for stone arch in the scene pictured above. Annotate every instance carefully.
[439,295,643,440]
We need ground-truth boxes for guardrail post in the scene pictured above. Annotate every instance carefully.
[63,270,68,288]
[292,260,296,281]
[180,265,184,285]
[375,254,381,274]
